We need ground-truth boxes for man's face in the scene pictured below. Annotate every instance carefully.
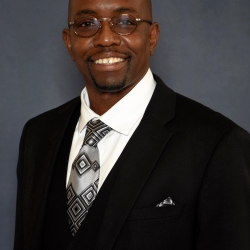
[63,0,159,93]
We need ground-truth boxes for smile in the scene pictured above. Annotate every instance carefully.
[94,57,125,65]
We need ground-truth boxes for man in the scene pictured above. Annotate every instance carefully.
[14,0,250,249]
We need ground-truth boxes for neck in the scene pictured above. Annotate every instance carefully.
[87,86,133,115]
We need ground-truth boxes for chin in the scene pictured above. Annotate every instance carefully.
[93,80,126,93]
[90,74,127,93]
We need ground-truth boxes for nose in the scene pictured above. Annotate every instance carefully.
[93,21,121,47]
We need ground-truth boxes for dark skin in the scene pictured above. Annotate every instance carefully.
[63,0,160,115]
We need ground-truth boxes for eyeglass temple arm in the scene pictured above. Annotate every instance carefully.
[136,18,152,25]
[68,22,74,28]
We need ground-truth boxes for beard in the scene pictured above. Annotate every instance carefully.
[88,68,127,92]
[93,79,126,92]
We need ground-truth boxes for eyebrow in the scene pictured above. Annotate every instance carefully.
[113,7,137,14]
[75,9,97,17]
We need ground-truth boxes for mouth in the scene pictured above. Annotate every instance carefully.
[94,57,125,65]
[86,51,132,74]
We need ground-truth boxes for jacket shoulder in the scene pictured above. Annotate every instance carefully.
[153,74,240,134]
[173,93,250,144]
[176,93,235,127]
[25,97,80,128]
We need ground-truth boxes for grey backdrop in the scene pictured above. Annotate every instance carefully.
[1,0,250,249]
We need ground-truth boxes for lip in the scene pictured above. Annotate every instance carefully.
[90,58,127,72]
[94,57,125,65]
[89,51,129,62]
[88,52,130,72]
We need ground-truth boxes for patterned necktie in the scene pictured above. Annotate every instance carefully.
[66,119,112,236]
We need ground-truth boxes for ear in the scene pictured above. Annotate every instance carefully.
[62,28,75,61]
[149,22,160,56]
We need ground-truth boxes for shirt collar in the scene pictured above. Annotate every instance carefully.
[78,68,156,135]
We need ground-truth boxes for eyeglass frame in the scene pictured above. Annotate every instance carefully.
[68,14,152,37]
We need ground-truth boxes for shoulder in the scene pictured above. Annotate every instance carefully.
[175,92,235,130]
[25,97,80,128]
[153,74,249,142]
[176,91,250,137]
[21,97,80,141]
[176,92,250,146]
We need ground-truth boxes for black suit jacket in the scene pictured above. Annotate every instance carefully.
[14,75,250,250]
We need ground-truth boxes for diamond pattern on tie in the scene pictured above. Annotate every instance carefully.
[67,119,112,236]
[67,182,98,234]
[73,150,100,177]
[84,119,112,147]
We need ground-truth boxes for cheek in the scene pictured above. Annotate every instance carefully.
[124,35,151,70]
[70,45,90,75]
[71,38,92,64]
[125,34,151,58]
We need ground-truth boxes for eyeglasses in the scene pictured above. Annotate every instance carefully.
[68,14,152,37]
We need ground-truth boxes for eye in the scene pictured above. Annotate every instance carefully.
[74,17,98,29]
[117,20,134,26]
[77,20,96,28]
[115,17,136,27]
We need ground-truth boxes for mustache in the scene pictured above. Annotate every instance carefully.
[86,48,132,62]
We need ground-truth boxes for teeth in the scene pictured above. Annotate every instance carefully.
[95,57,124,65]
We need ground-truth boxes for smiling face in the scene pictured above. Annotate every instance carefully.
[63,0,159,94]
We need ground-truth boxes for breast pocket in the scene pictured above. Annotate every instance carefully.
[127,204,184,221]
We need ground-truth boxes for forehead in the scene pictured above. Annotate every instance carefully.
[69,0,150,19]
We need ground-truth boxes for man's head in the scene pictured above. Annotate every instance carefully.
[63,0,159,94]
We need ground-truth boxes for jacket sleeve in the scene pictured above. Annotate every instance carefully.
[14,122,29,250]
[196,126,250,249]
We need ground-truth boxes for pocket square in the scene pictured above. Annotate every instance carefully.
[156,197,175,207]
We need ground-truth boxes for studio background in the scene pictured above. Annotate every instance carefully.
[1,0,249,249]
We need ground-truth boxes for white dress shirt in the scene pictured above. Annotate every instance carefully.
[66,69,156,191]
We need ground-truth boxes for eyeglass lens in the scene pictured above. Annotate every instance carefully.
[73,15,138,37]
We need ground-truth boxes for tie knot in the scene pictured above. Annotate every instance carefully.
[83,119,112,147]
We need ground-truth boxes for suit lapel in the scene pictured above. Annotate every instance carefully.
[28,98,80,250]
[95,77,176,250]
